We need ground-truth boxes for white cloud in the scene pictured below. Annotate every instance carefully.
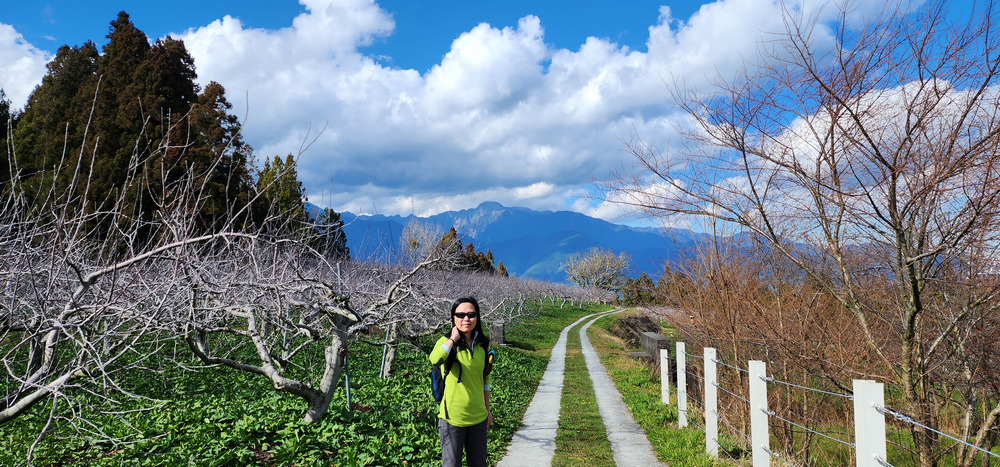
[0,24,51,107]
[168,0,826,222]
[0,0,865,226]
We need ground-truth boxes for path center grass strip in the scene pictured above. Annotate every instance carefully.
[589,311,720,467]
[552,320,615,467]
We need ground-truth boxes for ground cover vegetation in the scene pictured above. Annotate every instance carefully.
[0,328,554,466]
[0,11,609,466]
[602,1,1000,465]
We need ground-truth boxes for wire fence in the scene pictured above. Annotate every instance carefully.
[877,404,1000,462]
[664,341,1000,467]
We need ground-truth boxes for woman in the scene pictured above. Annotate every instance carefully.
[429,297,492,467]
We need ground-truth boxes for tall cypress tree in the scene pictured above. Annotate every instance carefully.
[185,81,253,230]
[12,11,257,242]
[0,89,11,184]
[13,42,99,198]
[317,208,350,260]
[256,154,307,234]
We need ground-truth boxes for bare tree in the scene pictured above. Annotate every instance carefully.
[652,223,882,463]
[176,226,462,419]
[564,247,631,300]
[602,1,1000,465]
[0,102,261,462]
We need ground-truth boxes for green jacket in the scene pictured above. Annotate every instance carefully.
[429,334,490,426]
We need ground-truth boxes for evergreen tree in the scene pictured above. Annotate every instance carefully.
[621,272,658,306]
[0,89,12,184]
[13,42,99,196]
[437,226,462,257]
[88,12,154,215]
[438,226,501,274]
[317,208,350,260]
[496,261,509,277]
[12,11,255,241]
[256,154,307,234]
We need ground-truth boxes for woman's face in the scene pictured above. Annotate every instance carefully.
[453,302,478,336]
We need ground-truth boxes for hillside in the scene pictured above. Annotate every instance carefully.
[319,202,706,283]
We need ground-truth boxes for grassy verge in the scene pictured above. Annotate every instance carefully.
[552,319,615,467]
[589,310,722,467]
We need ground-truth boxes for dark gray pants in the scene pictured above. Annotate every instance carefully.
[438,418,487,467]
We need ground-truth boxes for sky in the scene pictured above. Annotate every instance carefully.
[0,0,890,225]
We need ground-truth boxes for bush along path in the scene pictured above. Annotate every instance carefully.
[498,310,666,467]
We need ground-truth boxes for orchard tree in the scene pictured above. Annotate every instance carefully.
[564,247,631,298]
[0,101,260,463]
[601,1,1000,465]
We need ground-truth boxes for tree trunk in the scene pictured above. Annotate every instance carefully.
[380,323,398,379]
[305,330,347,423]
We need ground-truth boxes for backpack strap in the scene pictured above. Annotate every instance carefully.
[443,343,458,376]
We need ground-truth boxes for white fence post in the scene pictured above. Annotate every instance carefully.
[677,342,687,428]
[705,347,718,457]
[853,380,887,467]
[660,348,670,405]
[749,360,769,467]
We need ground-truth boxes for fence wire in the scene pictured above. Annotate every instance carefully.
[877,404,1000,461]
[714,436,745,465]
[712,357,748,374]
[765,408,855,449]
[764,375,854,400]
[687,391,704,409]
[763,446,798,466]
[712,380,750,404]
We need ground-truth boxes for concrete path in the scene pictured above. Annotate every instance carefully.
[496,313,600,467]
[498,310,666,467]
[580,313,666,467]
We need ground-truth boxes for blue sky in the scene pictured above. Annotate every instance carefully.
[0,0,883,225]
[5,1,709,72]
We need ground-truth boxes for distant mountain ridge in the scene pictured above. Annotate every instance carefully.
[310,202,706,283]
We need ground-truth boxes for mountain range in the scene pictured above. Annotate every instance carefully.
[311,202,707,283]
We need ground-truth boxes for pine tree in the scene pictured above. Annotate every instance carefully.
[437,226,462,257]
[88,12,154,216]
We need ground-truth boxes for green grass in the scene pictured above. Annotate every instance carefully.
[552,319,615,467]
[588,311,722,467]
[505,301,610,351]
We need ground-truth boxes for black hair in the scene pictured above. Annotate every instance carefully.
[449,296,490,349]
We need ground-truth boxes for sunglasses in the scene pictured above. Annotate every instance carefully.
[453,312,478,319]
